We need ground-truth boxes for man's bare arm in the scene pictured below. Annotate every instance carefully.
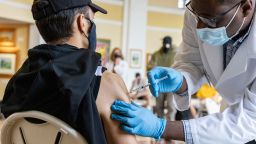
[96,72,138,144]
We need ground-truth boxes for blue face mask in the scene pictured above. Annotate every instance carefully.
[88,22,97,51]
[196,4,245,46]
[84,20,97,51]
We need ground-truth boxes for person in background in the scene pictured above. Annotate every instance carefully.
[147,36,176,121]
[106,47,128,83]
[147,36,176,71]
[130,73,151,108]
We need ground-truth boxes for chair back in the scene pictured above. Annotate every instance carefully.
[1,111,87,144]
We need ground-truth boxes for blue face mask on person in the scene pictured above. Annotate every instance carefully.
[196,4,246,46]
[88,22,97,51]
[84,19,97,51]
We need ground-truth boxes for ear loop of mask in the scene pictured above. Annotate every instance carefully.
[225,4,241,29]
[83,32,89,40]
[82,17,90,41]
[230,17,246,39]
[226,3,247,39]
[82,20,91,48]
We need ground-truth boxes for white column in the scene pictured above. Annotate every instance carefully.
[122,0,148,89]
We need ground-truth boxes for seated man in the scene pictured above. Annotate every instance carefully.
[0,0,137,143]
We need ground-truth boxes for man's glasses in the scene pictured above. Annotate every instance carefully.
[185,0,244,27]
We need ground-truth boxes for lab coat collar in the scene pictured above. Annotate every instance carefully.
[216,15,256,86]
[200,42,223,84]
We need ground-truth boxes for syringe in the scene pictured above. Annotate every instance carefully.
[130,76,168,93]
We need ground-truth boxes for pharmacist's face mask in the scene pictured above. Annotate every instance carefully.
[196,4,246,46]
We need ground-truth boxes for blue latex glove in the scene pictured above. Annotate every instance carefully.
[111,100,166,139]
[147,66,183,97]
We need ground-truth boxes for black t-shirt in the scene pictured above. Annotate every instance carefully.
[1,44,107,144]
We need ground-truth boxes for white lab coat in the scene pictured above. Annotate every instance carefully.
[172,10,256,144]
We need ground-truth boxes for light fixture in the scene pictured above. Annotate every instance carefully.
[0,41,14,47]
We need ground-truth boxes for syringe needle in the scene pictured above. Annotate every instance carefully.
[130,76,168,93]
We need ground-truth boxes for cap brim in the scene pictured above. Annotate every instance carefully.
[89,3,107,14]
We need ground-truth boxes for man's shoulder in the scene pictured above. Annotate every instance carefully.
[101,71,128,93]
[101,71,122,85]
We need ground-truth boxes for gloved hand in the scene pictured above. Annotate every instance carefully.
[147,66,183,97]
[111,100,166,139]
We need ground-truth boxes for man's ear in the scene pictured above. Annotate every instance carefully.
[241,0,253,17]
[77,14,86,34]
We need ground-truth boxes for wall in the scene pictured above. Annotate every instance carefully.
[96,23,123,53]
[95,1,123,51]
[147,3,184,54]
[0,24,30,99]
[149,0,178,8]
[0,1,33,23]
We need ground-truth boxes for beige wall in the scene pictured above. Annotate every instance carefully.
[147,29,182,54]
[10,0,33,4]
[0,79,9,100]
[96,23,123,52]
[0,2,33,23]
[94,1,124,54]
[149,0,178,8]
[95,2,123,21]
[148,12,184,29]
[146,10,184,55]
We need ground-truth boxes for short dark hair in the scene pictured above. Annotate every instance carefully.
[135,73,141,78]
[35,1,90,42]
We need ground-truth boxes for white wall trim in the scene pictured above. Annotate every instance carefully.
[95,0,123,6]
[147,26,182,33]
[148,5,185,15]
[0,1,31,9]
[95,18,122,26]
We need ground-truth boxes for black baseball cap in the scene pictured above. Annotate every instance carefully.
[32,0,107,20]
